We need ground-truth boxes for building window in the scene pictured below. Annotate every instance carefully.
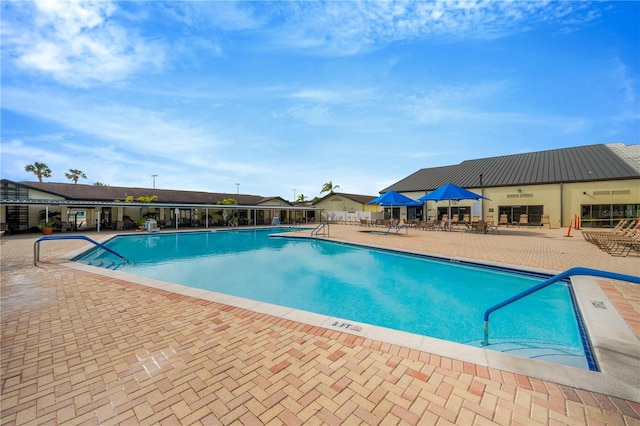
[384,207,400,221]
[1,181,28,199]
[498,205,544,225]
[436,206,470,221]
[581,204,640,228]
[408,206,423,221]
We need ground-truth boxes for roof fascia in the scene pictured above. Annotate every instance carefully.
[0,199,322,211]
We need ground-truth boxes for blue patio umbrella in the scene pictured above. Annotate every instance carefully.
[368,190,421,222]
[417,183,488,230]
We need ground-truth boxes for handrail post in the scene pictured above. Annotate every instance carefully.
[311,222,329,238]
[311,222,326,238]
[34,240,40,266]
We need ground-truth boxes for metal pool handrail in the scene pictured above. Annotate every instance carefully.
[483,267,640,346]
[34,235,130,266]
[311,222,329,238]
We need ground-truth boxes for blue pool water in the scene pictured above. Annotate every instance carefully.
[76,228,594,370]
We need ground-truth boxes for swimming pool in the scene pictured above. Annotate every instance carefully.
[75,228,594,370]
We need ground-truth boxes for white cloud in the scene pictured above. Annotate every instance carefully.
[403,81,508,125]
[289,89,344,103]
[162,1,263,32]
[400,80,593,137]
[2,0,604,87]
[2,87,220,160]
[253,1,603,55]
[289,88,375,104]
[609,57,639,122]
[3,0,165,88]
[1,87,281,192]
[285,104,335,125]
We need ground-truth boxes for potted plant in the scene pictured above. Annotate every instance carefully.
[134,218,147,231]
[38,220,54,235]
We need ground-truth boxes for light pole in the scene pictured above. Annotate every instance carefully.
[151,174,157,189]
[235,183,240,194]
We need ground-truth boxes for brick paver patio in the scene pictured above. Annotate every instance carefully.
[1,225,639,425]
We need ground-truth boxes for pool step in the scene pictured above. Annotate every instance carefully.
[475,339,588,370]
[81,258,119,270]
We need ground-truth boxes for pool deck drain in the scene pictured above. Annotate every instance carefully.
[2,225,639,424]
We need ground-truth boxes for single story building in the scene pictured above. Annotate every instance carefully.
[312,192,379,222]
[381,143,639,228]
[0,181,321,233]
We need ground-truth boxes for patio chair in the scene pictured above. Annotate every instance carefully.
[486,220,500,234]
[475,220,488,233]
[385,219,409,235]
[498,214,509,226]
[591,229,639,257]
[518,214,529,227]
[611,219,630,232]
[582,220,638,244]
[439,215,449,231]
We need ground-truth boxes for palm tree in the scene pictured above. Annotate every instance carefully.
[321,181,340,194]
[65,169,87,184]
[296,194,308,202]
[137,195,158,218]
[136,195,158,203]
[24,162,52,182]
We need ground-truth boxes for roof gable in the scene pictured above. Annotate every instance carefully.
[313,192,378,205]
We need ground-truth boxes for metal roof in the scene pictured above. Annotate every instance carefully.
[383,143,640,193]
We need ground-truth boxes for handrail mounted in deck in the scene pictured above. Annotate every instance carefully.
[311,222,329,238]
[483,267,640,346]
[34,235,130,266]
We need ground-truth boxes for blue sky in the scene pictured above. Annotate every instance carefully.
[1,1,638,201]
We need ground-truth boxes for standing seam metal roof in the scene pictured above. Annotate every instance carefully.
[383,143,640,193]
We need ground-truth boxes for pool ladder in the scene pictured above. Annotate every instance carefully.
[34,235,130,266]
[482,267,640,346]
[311,222,329,238]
